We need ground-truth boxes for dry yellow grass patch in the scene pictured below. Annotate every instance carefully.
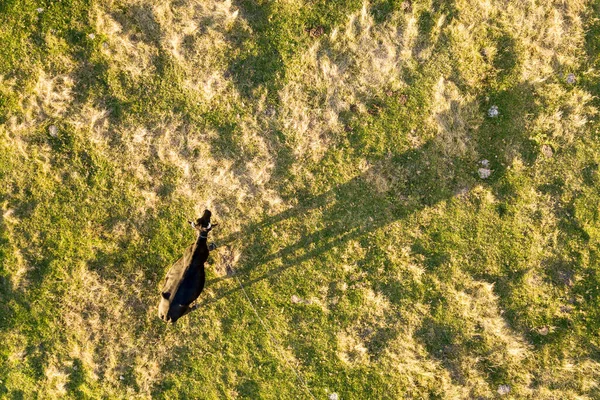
[108,114,280,225]
[153,0,239,103]
[382,325,468,397]
[277,5,408,162]
[453,0,588,83]
[531,84,597,146]
[337,285,393,366]
[94,0,238,104]
[59,262,181,397]
[90,0,286,223]
[337,330,369,365]
[93,1,159,79]
[3,61,76,140]
[43,358,70,399]
[30,70,76,120]
[0,205,29,289]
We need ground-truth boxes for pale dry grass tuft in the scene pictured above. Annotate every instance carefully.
[531,84,597,145]
[43,359,69,399]
[337,330,369,365]
[337,286,392,366]
[31,71,75,119]
[71,104,112,145]
[0,208,29,289]
[430,78,482,158]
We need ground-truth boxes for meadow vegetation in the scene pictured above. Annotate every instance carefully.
[1,0,600,398]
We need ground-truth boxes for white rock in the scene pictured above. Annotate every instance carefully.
[329,393,339,400]
[48,125,58,137]
[566,73,576,84]
[36,8,44,13]
[478,168,491,179]
[488,105,499,118]
[497,384,510,395]
[119,375,124,380]
[88,33,95,39]
[480,159,490,167]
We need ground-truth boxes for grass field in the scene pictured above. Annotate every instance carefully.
[1,0,600,398]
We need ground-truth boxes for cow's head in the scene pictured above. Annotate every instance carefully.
[189,209,218,235]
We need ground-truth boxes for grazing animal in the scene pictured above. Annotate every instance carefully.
[158,210,217,324]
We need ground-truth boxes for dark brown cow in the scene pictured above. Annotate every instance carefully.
[158,210,217,324]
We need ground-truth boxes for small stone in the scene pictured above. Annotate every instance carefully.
[48,125,58,137]
[291,295,302,304]
[488,105,499,118]
[307,26,325,38]
[538,326,549,336]
[541,144,553,157]
[119,375,124,380]
[88,33,95,39]
[480,159,490,167]
[36,7,44,13]
[566,73,576,84]
[329,393,339,400]
[478,168,491,179]
[497,384,510,395]
[102,42,109,49]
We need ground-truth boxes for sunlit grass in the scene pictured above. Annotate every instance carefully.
[1,0,599,398]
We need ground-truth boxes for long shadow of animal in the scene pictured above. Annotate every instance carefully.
[200,82,539,306]
[158,210,217,324]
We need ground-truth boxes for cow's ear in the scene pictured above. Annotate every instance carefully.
[162,292,170,300]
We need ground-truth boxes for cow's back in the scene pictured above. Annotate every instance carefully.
[158,242,196,321]
[161,243,195,298]
[172,255,206,306]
